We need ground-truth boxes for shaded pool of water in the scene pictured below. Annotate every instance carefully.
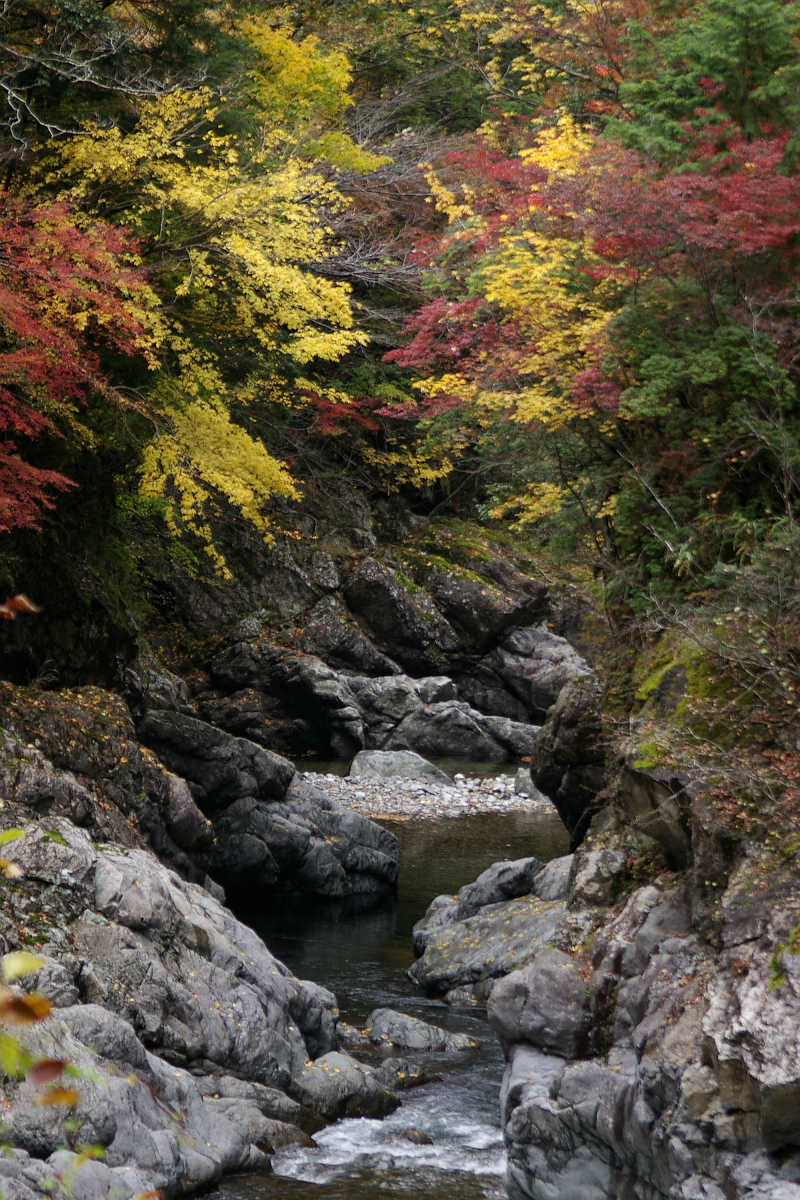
[211,804,569,1200]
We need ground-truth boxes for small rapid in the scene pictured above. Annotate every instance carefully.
[212,782,568,1200]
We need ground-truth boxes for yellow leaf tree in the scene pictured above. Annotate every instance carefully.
[29,15,380,571]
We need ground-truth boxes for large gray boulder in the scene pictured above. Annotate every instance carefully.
[408,894,568,1003]
[496,624,592,713]
[135,710,398,899]
[489,947,590,1058]
[364,1008,477,1054]
[292,1051,398,1119]
[349,749,453,783]
[411,856,567,955]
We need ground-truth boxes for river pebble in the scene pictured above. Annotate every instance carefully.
[300,770,556,822]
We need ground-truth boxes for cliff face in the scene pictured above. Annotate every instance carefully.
[403,614,800,1200]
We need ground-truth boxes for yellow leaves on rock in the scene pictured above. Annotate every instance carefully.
[35,1085,80,1108]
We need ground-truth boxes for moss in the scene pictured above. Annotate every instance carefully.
[631,628,754,749]
[631,738,673,772]
[394,570,421,595]
[397,547,486,586]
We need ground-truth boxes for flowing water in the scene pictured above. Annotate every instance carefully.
[212,793,569,1200]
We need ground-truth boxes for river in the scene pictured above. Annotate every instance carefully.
[211,792,569,1200]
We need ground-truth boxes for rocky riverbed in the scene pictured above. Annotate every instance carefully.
[299,763,556,822]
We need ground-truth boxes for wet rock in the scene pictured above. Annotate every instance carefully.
[399,1127,435,1145]
[364,1009,477,1054]
[374,1059,431,1090]
[201,1098,310,1151]
[292,1051,399,1119]
[409,894,568,1003]
[412,856,551,956]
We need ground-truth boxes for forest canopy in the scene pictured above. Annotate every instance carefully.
[0,0,797,607]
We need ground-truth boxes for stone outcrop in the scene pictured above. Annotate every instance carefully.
[408,855,575,1003]
[0,805,404,1199]
[136,709,399,899]
[493,854,800,1199]
[193,535,596,763]
[530,672,607,847]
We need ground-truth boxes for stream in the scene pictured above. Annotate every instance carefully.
[212,788,569,1200]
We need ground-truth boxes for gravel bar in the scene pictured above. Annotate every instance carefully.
[301,770,558,822]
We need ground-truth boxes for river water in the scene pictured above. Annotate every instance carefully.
[211,795,569,1200]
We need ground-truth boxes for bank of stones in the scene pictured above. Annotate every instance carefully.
[299,769,558,821]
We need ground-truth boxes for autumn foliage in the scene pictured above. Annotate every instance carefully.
[0,0,796,608]
[0,194,158,532]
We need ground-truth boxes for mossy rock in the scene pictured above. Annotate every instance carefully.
[630,628,754,751]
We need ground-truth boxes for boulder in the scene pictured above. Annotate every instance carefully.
[408,895,568,1003]
[489,947,590,1058]
[364,1008,477,1054]
[349,749,453,784]
[389,700,513,760]
[480,624,592,720]
[208,784,398,900]
[411,856,551,956]
[292,1051,399,1119]
[530,673,606,847]
[137,709,295,810]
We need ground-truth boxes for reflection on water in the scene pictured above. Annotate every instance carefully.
[212,805,569,1200]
